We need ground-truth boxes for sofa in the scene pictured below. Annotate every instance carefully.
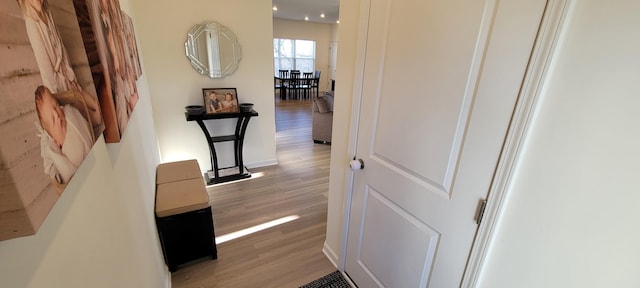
[312,92,334,143]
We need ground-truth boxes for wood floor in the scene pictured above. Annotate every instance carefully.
[171,99,336,288]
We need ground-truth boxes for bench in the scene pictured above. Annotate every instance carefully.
[155,159,217,272]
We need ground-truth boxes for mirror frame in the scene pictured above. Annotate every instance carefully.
[185,21,242,78]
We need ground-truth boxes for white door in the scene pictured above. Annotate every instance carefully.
[345,0,548,287]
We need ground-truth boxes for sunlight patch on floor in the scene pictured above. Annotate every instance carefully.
[215,215,300,244]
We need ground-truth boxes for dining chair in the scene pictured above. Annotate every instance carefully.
[301,72,314,100]
[288,71,301,100]
[277,70,290,100]
[312,70,321,98]
[275,76,284,99]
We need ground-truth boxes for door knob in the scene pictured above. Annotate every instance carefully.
[349,159,364,170]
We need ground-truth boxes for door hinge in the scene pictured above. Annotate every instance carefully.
[476,199,487,225]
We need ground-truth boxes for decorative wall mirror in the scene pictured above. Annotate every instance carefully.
[185,21,242,78]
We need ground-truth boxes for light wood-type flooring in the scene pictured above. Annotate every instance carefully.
[171,98,336,287]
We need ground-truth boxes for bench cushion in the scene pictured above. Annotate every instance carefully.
[156,178,210,217]
[156,159,202,184]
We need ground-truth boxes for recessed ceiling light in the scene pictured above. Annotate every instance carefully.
[272,6,277,11]
[320,13,325,18]
[336,20,340,24]
[304,16,309,21]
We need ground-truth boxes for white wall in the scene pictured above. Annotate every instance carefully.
[273,18,335,92]
[330,24,339,43]
[132,0,277,172]
[0,1,168,287]
[478,1,640,287]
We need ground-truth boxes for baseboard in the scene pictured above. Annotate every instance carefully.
[322,244,357,288]
[322,241,339,269]
[245,158,278,169]
[163,267,171,288]
[340,270,357,288]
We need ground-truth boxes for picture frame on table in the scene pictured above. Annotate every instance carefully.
[202,88,239,114]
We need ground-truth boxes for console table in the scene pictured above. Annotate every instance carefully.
[185,110,258,184]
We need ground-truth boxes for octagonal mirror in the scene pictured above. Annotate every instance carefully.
[185,21,242,78]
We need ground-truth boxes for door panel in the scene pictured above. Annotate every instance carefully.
[361,0,487,193]
[345,0,548,287]
[354,188,439,287]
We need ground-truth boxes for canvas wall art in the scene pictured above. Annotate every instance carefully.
[0,0,103,240]
[0,0,143,241]
[75,0,141,143]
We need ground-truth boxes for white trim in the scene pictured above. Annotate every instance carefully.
[163,267,171,288]
[461,0,574,286]
[244,159,278,169]
[322,241,340,268]
[340,270,358,288]
[337,0,373,271]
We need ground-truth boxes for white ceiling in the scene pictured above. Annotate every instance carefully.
[272,0,340,24]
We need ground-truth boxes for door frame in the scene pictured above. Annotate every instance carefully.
[336,0,373,272]
[461,0,573,285]
[336,0,574,285]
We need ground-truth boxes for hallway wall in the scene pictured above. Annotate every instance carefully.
[0,0,168,286]
[132,0,277,172]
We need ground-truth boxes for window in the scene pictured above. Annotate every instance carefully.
[273,38,316,74]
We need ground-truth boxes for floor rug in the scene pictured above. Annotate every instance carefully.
[299,270,351,288]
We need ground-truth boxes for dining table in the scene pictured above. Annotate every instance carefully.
[275,76,320,100]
